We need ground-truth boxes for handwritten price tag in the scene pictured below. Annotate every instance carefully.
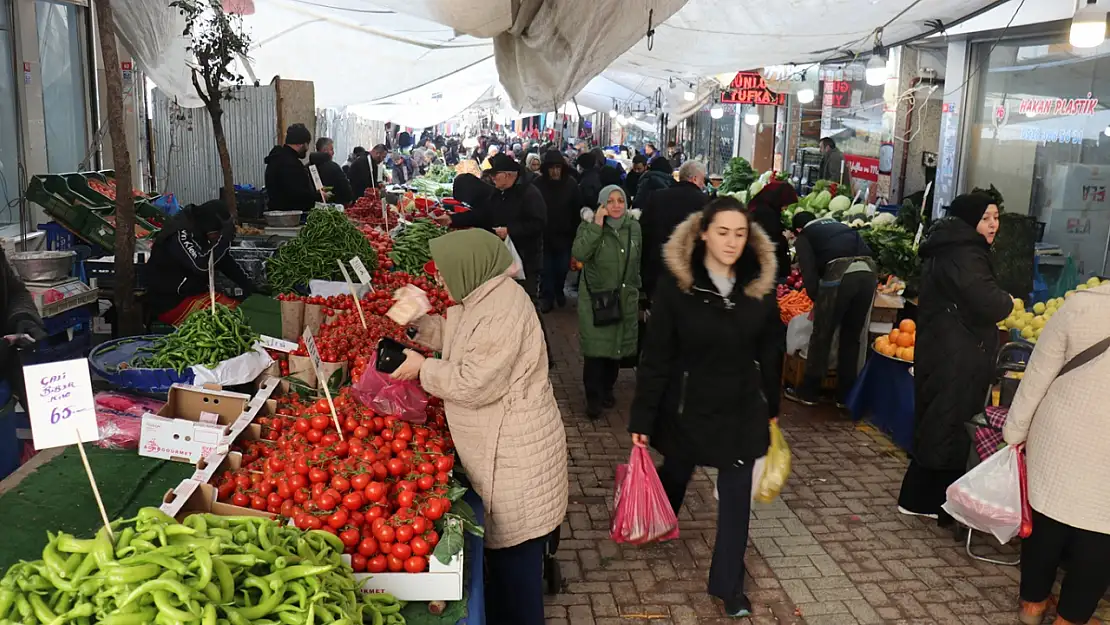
[302,326,322,370]
[259,335,298,353]
[25,359,98,450]
[309,164,324,190]
[350,257,372,286]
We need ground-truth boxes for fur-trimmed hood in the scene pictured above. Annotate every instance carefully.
[662,212,778,300]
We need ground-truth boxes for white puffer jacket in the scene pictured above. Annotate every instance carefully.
[415,274,568,548]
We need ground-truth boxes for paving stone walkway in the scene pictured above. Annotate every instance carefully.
[541,304,1110,624]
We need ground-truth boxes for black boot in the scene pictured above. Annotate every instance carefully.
[586,400,602,420]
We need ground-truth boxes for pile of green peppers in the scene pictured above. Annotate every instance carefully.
[140,305,259,374]
[0,507,405,625]
[387,220,447,276]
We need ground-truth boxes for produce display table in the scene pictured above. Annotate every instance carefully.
[0,447,486,625]
[846,351,915,451]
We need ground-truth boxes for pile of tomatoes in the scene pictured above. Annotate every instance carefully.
[215,388,458,574]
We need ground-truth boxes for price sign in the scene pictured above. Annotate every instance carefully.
[336,260,367,328]
[302,326,322,370]
[350,256,372,286]
[309,164,324,190]
[259,335,298,353]
[26,359,98,450]
[208,253,216,314]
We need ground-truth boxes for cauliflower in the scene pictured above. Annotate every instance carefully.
[871,212,897,227]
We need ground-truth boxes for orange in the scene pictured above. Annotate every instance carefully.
[899,319,916,334]
[896,332,915,348]
[904,346,914,361]
[889,329,902,344]
[881,343,898,358]
[874,336,889,350]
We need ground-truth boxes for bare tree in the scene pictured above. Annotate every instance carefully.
[92,0,140,334]
[170,0,251,219]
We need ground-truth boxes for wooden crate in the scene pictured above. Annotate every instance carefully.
[782,352,838,391]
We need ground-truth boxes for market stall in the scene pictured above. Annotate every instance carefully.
[0,170,509,623]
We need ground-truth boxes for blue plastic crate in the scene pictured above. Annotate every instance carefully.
[38,222,76,251]
[42,306,92,337]
[22,329,92,364]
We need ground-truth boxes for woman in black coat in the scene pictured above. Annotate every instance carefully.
[898,193,1012,523]
[629,197,784,618]
[746,180,798,281]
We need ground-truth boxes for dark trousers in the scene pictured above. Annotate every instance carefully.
[801,271,876,401]
[1020,508,1110,623]
[516,277,552,364]
[583,357,619,406]
[657,456,754,601]
[541,246,572,305]
[486,535,547,625]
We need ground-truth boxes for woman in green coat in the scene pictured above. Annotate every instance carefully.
[572,184,642,419]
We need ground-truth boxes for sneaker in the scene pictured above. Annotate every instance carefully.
[1019,598,1051,625]
[586,401,602,420]
[897,505,938,520]
[724,594,752,618]
[784,388,818,407]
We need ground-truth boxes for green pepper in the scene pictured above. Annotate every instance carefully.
[55,535,96,555]
[27,593,57,623]
[211,556,234,605]
[102,564,163,585]
[98,609,156,625]
[151,590,196,623]
[0,589,15,619]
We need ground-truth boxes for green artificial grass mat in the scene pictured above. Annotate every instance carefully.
[0,447,193,572]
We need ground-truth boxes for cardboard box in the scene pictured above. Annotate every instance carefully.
[782,352,837,391]
[160,479,275,521]
[140,377,280,464]
[348,550,464,602]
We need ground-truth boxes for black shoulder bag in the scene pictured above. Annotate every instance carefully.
[1056,336,1110,378]
[584,230,632,327]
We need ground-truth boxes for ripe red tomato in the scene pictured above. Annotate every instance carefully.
[397,491,415,509]
[358,537,380,557]
[250,495,267,511]
[424,499,444,521]
[367,555,387,573]
[404,556,427,573]
[343,492,364,511]
[354,426,370,439]
[232,492,249,507]
[314,399,331,414]
[392,543,412,560]
[309,468,330,484]
[435,472,449,485]
[306,429,323,444]
[293,419,310,434]
[412,517,428,535]
[387,555,405,572]
[374,525,395,543]
[387,459,405,477]
[410,536,430,556]
[417,462,435,475]
[417,475,434,491]
[331,476,351,493]
[351,473,371,491]
[310,414,331,431]
[317,493,339,511]
[391,439,408,454]
[365,482,386,503]
[395,524,414,544]
[327,508,349,529]
[424,530,439,547]
[351,553,367,573]
[339,528,361,549]
[435,455,455,473]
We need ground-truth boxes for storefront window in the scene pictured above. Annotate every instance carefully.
[966,37,1110,274]
[819,63,886,159]
[36,0,88,173]
[0,0,19,221]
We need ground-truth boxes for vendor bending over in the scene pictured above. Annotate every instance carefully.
[145,200,258,325]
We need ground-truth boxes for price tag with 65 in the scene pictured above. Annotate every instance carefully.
[25,358,98,449]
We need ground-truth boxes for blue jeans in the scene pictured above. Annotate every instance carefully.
[540,246,572,305]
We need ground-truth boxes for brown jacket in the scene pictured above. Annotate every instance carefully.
[415,274,568,548]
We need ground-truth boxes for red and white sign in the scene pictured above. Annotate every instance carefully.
[721,72,786,106]
[823,81,851,108]
[1018,95,1098,116]
[844,154,880,182]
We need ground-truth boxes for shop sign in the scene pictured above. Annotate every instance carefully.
[844,154,880,182]
[1021,127,1084,144]
[1017,94,1099,116]
[823,81,851,108]
[1081,186,1106,203]
[121,61,133,83]
[721,72,785,106]
[1067,218,1092,234]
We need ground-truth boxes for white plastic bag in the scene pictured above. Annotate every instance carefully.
[190,344,274,386]
[942,445,1022,544]
[504,236,526,280]
[785,314,839,360]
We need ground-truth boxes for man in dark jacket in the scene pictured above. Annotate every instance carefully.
[624,154,647,201]
[0,248,45,402]
[436,153,547,299]
[817,137,849,185]
[576,152,602,209]
[390,152,415,185]
[534,150,582,312]
[264,123,317,211]
[348,144,386,200]
[639,160,707,299]
[144,200,259,324]
[785,211,875,407]
[308,138,353,205]
[634,157,674,209]
[746,180,797,282]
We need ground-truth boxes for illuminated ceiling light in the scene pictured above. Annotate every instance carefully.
[865,53,888,86]
[683,89,696,102]
[710,105,724,119]
[1104,125,1110,136]
[744,110,759,126]
[1071,0,1107,48]
[608,107,618,118]
[616,114,628,127]
[796,88,815,104]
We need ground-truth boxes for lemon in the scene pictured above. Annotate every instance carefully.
[1087,276,1101,288]
[1021,326,1035,339]
[1033,316,1046,329]
[1033,302,1046,314]
[1078,284,1089,291]
[1066,290,1076,298]
[1013,297,1025,311]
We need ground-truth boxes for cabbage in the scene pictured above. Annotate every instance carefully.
[812,190,833,210]
[828,195,852,212]
[749,180,764,198]
[871,212,897,227]
[846,204,868,217]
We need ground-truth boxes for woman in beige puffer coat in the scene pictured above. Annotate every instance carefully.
[1004,284,1110,625]
[389,228,567,625]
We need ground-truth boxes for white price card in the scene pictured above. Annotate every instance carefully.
[337,261,354,285]
[309,164,324,190]
[349,256,372,286]
[302,326,322,370]
[259,335,298,353]
[25,358,98,450]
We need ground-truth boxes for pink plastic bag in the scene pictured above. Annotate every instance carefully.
[352,353,429,423]
[610,447,679,544]
[942,445,1022,544]
[94,392,165,450]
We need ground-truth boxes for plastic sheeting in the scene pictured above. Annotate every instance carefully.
[111,0,202,107]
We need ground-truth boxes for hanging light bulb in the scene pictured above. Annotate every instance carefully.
[1103,125,1110,137]
[710,104,724,119]
[744,110,760,126]
[616,114,628,127]
[865,54,888,86]
[608,107,618,118]
[796,88,815,104]
[1071,0,1107,48]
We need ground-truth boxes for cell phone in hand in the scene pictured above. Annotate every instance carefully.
[375,338,408,374]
